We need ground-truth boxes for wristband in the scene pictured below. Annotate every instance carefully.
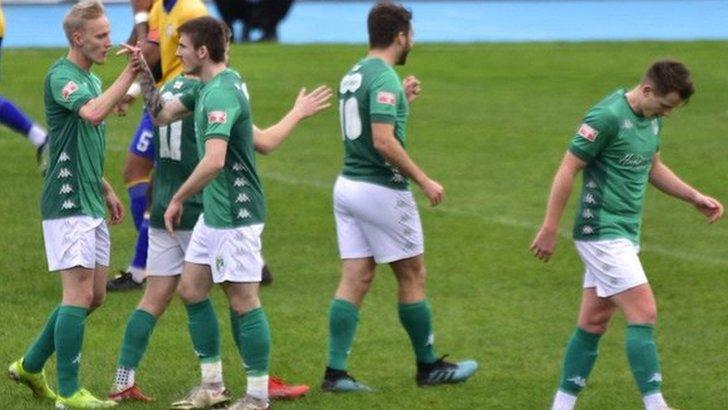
[127,82,142,99]
[134,11,149,25]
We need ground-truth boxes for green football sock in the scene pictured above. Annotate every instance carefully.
[233,308,271,377]
[185,299,220,363]
[23,305,60,373]
[626,323,662,395]
[327,299,359,371]
[558,327,602,395]
[55,305,88,398]
[118,309,157,369]
[398,300,438,364]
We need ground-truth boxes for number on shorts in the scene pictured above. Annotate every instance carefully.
[135,130,153,152]
[158,121,182,160]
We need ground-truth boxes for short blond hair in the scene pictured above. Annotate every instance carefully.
[63,0,105,45]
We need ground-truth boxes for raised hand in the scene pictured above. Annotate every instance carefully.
[403,75,421,103]
[291,85,333,119]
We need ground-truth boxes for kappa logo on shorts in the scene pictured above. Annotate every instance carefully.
[215,257,225,273]
[61,81,78,101]
[377,91,397,106]
[208,111,227,124]
[577,123,599,142]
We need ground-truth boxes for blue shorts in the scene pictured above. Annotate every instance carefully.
[128,109,155,160]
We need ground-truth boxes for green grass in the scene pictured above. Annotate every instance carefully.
[1,41,728,409]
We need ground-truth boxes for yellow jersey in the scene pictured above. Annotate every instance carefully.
[148,0,208,85]
[1,1,6,39]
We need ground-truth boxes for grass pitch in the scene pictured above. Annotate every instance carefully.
[1,41,727,409]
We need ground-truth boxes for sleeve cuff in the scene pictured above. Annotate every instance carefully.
[371,113,396,124]
[568,146,593,162]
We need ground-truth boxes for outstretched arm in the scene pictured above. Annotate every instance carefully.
[78,64,136,126]
[649,153,723,223]
[530,151,586,262]
[253,85,332,154]
[128,46,190,125]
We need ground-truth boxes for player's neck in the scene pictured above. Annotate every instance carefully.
[67,48,92,71]
[200,62,227,83]
[367,48,397,66]
[625,87,645,117]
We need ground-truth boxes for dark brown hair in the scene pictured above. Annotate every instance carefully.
[644,60,695,101]
[178,16,230,63]
[368,2,412,49]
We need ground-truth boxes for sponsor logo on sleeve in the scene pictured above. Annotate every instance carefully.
[577,123,598,142]
[207,111,227,124]
[377,91,397,106]
[61,81,78,101]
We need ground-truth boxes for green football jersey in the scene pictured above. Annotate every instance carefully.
[180,68,264,228]
[150,75,203,230]
[570,89,662,244]
[338,57,409,190]
[41,57,106,220]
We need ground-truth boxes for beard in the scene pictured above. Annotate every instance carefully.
[184,63,202,75]
[396,47,411,66]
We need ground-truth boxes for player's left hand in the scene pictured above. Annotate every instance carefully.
[105,191,125,225]
[164,199,183,234]
[114,94,136,116]
[403,75,421,103]
[692,193,724,223]
[292,85,332,119]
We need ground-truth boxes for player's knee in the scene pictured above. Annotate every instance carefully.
[580,320,609,334]
[579,312,612,334]
[638,305,658,324]
[397,265,426,289]
[138,294,171,317]
[89,295,105,311]
[178,281,207,305]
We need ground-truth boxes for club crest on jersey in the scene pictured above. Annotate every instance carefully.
[377,91,397,106]
[577,123,598,142]
[208,111,227,124]
[61,81,78,101]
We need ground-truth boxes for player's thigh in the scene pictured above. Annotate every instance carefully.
[43,216,108,272]
[577,288,617,334]
[611,283,657,324]
[575,238,647,298]
[208,224,264,284]
[178,261,213,304]
[138,275,181,317]
[147,227,190,276]
[341,178,424,264]
[334,177,373,260]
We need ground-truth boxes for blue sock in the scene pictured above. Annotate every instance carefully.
[130,217,149,272]
[127,181,149,231]
[0,95,34,135]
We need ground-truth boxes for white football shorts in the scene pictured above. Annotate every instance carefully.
[184,215,264,283]
[147,227,192,277]
[42,216,110,272]
[334,176,424,264]
[575,238,648,297]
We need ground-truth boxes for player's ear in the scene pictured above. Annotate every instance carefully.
[640,83,654,98]
[197,45,209,61]
[72,30,84,47]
